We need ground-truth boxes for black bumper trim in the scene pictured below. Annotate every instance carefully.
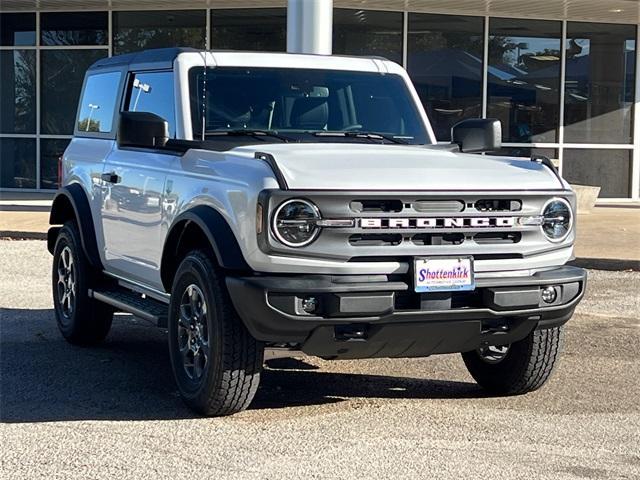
[225,265,587,353]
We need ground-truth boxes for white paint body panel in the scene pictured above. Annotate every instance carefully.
[230,143,563,191]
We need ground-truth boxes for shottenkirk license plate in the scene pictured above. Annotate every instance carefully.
[414,257,475,293]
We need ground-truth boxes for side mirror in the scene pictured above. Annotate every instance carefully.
[451,118,501,153]
[117,111,169,149]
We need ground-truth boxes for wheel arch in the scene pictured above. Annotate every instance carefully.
[160,205,250,292]
[48,184,103,269]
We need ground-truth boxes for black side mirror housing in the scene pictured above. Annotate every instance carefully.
[451,118,502,153]
[117,111,169,149]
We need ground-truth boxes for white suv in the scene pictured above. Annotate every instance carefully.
[48,48,586,416]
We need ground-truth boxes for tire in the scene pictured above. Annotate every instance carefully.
[168,250,264,416]
[52,221,113,345]
[462,326,564,395]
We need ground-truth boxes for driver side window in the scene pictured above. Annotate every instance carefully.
[125,71,176,138]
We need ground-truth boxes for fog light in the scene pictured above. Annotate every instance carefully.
[302,296,319,314]
[541,286,557,304]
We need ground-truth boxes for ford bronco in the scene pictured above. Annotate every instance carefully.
[48,48,586,416]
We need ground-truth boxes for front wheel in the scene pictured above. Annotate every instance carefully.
[168,250,264,416]
[462,326,564,395]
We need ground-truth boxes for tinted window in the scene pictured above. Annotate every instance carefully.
[41,138,71,190]
[113,10,205,55]
[211,9,286,51]
[407,13,484,142]
[333,9,403,64]
[563,149,632,198]
[488,18,561,143]
[41,49,108,135]
[125,71,176,138]
[189,67,428,144]
[564,23,636,144]
[77,71,122,133]
[0,50,36,134]
[0,13,36,46]
[0,138,36,189]
[41,12,108,45]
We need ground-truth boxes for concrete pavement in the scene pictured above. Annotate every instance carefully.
[1,240,639,479]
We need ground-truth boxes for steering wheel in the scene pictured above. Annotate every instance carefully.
[342,124,363,132]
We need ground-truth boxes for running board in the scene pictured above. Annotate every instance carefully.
[89,288,169,328]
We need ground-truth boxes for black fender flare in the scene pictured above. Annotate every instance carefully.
[48,184,103,269]
[161,205,250,289]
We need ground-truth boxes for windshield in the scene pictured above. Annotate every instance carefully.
[188,67,430,145]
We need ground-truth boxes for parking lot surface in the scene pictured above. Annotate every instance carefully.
[1,240,639,479]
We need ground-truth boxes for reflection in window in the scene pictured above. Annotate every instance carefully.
[333,9,403,64]
[113,10,205,55]
[563,149,632,198]
[487,147,557,159]
[77,72,122,133]
[407,13,484,141]
[41,50,108,135]
[564,23,636,144]
[41,139,71,190]
[0,138,36,189]
[488,18,561,143]
[211,9,286,51]
[0,13,36,46]
[0,50,36,134]
[41,12,108,45]
[126,71,176,138]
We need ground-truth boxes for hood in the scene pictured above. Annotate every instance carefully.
[236,143,564,191]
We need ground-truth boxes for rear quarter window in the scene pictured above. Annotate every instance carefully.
[76,71,122,134]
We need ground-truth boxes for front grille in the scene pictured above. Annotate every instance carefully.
[264,190,573,263]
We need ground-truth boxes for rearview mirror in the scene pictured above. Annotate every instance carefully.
[451,118,501,153]
[117,111,169,149]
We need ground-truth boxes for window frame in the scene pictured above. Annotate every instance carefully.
[73,66,127,140]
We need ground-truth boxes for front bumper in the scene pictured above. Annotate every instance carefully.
[226,265,587,359]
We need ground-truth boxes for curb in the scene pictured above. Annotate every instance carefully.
[0,231,637,272]
[0,231,47,241]
[569,258,640,272]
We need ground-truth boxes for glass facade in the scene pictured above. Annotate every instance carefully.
[113,10,206,55]
[407,14,484,141]
[0,7,638,200]
[0,50,36,134]
[488,18,561,143]
[563,149,632,198]
[41,12,108,46]
[211,9,286,51]
[0,138,36,189]
[0,13,35,46]
[564,23,636,144]
[333,9,403,64]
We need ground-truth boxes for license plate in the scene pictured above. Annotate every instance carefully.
[414,257,475,293]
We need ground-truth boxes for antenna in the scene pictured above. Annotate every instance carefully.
[201,34,208,141]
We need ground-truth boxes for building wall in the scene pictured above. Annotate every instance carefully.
[0,5,638,201]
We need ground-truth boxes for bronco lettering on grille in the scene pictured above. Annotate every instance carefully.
[359,217,516,229]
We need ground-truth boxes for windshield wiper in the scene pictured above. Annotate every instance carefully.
[205,129,292,142]
[312,131,408,144]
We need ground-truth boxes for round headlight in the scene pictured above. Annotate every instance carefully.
[541,198,573,242]
[272,199,321,247]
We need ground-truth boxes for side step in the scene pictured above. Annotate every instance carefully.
[89,288,169,328]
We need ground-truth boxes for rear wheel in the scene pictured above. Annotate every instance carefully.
[52,221,113,345]
[168,250,263,416]
[462,326,564,395]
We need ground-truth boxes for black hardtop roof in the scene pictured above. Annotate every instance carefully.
[87,47,392,73]
[88,47,199,72]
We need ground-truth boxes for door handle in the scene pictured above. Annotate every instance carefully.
[101,172,120,184]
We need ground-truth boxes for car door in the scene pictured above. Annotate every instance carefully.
[101,70,178,288]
